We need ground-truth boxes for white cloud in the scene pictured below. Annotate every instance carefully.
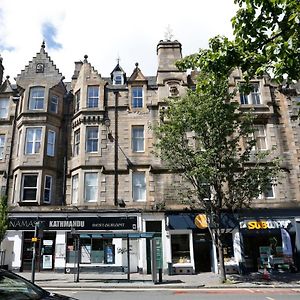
[0,0,237,80]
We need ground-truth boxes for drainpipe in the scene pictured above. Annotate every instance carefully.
[114,91,119,207]
[5,93,20,197]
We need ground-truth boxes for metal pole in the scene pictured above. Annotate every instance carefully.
[31,223,38,283]
[76,236,80,282]
[114,91,119,206]
[151,239,157,284]
[127,235,130,282]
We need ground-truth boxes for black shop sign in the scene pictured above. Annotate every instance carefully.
[9,216,137,231]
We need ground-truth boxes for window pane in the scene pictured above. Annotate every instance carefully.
[132,126,144,152]
[0,135,5,159]
[85,173,98,202]
[44,176,52,203]
[29,87,45,110]
[87,86,99,108]
[25,128,42,154]
[22,175,38,201]
[50,95,58,113]
[72,174,79,204]
[74,130,80,156]
[86,127,98,152]
[47,131,55,156]
[0,98,9,118]
[132,172,146,201]
[132,87,143,108]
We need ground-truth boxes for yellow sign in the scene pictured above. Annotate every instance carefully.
[31,237,38,242]
[194,214,208,229]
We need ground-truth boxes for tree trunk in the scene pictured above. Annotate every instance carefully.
[217,239,226,283]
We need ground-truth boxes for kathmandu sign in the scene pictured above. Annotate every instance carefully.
[9,216,137,231]
[240,219,291,230]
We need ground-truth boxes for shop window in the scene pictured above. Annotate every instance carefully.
[171,234,191,264]
[66,234,114,264]
[222,233,234,262]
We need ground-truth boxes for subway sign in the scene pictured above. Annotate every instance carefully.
[240,219,291,230]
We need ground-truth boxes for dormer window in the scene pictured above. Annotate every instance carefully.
[113,72,124,85]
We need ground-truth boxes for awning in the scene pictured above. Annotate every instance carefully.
[79,232,156,239]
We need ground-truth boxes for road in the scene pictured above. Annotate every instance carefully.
[51,288,300,300]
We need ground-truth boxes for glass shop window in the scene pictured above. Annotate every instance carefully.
[171,234,191,264]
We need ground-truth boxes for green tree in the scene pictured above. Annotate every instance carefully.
[153,62,281,282]
[0,195,8,246]
[232,0,300,83]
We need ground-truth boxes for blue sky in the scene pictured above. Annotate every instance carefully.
[0,0,237,80]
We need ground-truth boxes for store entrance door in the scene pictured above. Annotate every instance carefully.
[40,232,56,271]
[193,233,211,273]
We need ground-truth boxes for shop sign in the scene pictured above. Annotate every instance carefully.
[240,219,291,230]
[194,214,208,229]
[9,216,138,231]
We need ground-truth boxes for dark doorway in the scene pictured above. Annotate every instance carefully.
[193,233,212,273]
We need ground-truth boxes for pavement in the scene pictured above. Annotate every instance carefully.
[16,270,300,290]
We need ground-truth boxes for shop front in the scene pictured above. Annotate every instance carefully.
[239,218,296,272]
[6,213,144,273]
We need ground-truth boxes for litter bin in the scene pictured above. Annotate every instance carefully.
[168,263,173,275]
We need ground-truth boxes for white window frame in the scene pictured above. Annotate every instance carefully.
[74,129,80,156]
[132,125,145,152]
[44,175,52,203]
[254,125,267,150]
[50,95,58,113]
[21,174,38,202]
[75,90,80,112]
[0,98,9,118]
[113,72,124,85]
[240,83,261,105]
[47,130,56,156]
[29,87,45,110]
[84,172,98,202]
[132,87,143,108]
[25,127,42,154]
[87,86,99,108]
[132,171,146,202]
[86,127,99,153]
[259,183,275,199]
[0,134,5,159]
[72,174,79,204]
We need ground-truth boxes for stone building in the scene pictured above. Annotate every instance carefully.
[1,39,300,275]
